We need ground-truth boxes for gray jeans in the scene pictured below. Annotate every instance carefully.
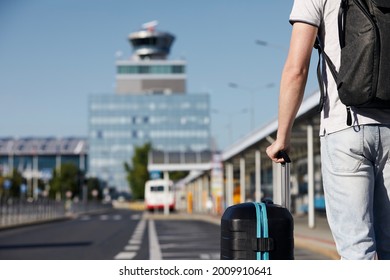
[321,125,390,259]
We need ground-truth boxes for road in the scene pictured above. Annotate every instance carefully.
[0,208,328,260]
[0,209,140,259]
[0,209,219,260]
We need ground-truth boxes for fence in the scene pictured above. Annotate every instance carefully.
[0,197,112,228]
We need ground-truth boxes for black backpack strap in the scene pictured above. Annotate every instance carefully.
[314,35,339,112]
[339,0,348,48]
[316,37,338,83]
[314,38,326,113]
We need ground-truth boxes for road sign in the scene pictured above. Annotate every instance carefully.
[3,179,11,190]
[20,183,27,193]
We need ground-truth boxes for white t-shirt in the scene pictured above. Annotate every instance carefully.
[290,0,390,136]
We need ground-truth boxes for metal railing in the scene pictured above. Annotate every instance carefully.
[0,197,112,228]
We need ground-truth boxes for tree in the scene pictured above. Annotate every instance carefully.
[169,171,189,181]
[0,170,24,198]
[9,169,24,198]
[49,163,80,200]
[86,177,102,200]
[124,143,151,200]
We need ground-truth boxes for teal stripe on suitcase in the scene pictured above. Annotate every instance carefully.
[252,202,269,260]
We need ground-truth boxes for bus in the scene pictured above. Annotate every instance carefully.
[144,179,175,211]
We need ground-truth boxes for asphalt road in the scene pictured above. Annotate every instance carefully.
[0,209,221,260]
[0,208,328,260]
[0,209,141,259]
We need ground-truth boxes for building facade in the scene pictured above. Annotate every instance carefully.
[88,22,211,191]
[0,137,87,197]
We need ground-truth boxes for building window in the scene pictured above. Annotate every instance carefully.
[139,66,149,73]
[117,64,185,74]
[172,65,185,73]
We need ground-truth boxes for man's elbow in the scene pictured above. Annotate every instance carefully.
[283,65,309,84]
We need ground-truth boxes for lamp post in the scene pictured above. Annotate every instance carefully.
[228,83,255,131]
[211,108,248,148]
[228,82,275,130]
[255,40,287,51]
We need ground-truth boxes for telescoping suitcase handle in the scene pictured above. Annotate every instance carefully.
[276,151,291,211]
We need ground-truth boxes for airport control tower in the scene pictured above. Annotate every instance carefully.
[130,20,175,60]
[88,21,210,191]
[116,21,186,95]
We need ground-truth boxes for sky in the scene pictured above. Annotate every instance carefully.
[0,0,320,150]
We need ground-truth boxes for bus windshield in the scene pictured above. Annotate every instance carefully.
[150,186,164,192]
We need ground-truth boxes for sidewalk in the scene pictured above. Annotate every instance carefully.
[293,214,339,260]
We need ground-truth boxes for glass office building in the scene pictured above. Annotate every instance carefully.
[88,23,211,191]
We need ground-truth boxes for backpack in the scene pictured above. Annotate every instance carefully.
[315,0,390,125]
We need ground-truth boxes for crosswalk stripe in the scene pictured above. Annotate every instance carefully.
[114,252,136,260]
[113,213,147,260]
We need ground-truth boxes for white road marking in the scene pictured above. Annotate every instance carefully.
[160,243,180,249]
[125,245,140,251]
[131,214,141,220]
[100,215,109,220]
[79,215,91,221]
[131,232,143,239]
[113,215,122,220]
[113,214,147,260]
[114,252,136,260]
[199,253,220,260]
[148,220,162,260]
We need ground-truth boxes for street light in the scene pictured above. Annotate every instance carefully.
[255,40,287,51]
[211,108,249,147]
[228,82,275,130]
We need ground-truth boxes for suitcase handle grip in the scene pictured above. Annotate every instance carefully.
[276,150,291,163]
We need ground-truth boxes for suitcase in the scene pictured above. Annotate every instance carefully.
[220,151,294,260]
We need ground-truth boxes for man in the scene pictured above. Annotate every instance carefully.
[266,0,390,259]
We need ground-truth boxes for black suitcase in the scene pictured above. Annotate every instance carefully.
[220,152,294,260]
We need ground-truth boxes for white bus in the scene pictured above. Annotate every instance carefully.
[144,179,175,211]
